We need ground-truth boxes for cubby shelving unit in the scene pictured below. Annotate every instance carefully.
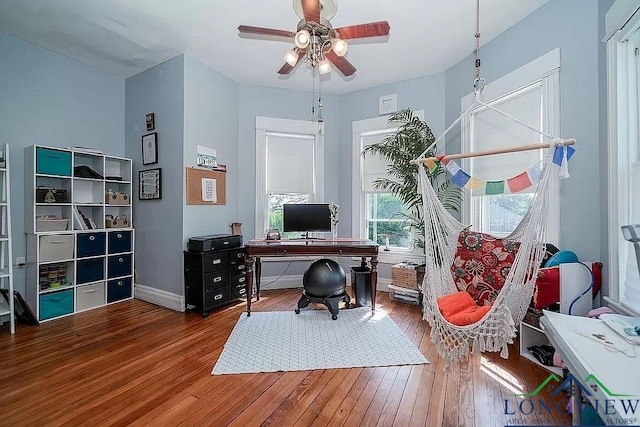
[25,145,134,322]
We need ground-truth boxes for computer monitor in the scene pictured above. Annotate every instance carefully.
[283,204,331,237]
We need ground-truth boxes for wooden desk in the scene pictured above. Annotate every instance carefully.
[244,238,379,316]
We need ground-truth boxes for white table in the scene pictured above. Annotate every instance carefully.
[540,310,640,426]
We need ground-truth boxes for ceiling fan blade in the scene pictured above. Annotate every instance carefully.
[278,50,306,75]
[238,25,293,39]
[301,0,320,23]
[335,21,391,40]
[325,51,356,77]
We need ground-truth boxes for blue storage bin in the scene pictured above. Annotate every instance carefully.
[36,147,72,176]
[77,258,105,284]
[108,254,132,278]
[39,289,73,321]
[108,231,132,254]
[77,232,106,258]
[107,277,132,303]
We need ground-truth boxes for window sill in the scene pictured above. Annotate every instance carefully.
[604,296,640,317]
[352,250,425,265]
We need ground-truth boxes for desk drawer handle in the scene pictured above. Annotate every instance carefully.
[237,253,243,258]
[237,265,245,270]
[212,259,221,265]
[238,277,245,283]
[239,288,246,295]
[213,276,222,283]
[283,250,287,255]
[214,294,223,300]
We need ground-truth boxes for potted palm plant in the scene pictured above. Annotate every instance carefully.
[362,108,462,252]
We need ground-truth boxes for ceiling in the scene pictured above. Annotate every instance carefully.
[0,0,550,95]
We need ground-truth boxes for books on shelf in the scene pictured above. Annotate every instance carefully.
[72,206,97,230]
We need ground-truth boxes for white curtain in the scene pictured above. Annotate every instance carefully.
[266,134,314,194]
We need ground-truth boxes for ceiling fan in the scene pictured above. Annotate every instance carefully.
[237,0,390,77]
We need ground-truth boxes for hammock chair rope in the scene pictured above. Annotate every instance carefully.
[411,0,574,365]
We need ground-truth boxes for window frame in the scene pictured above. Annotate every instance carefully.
[255,117,324,239]
[460,48,561,246]
[351,111,425,264]
[604,1,640,316]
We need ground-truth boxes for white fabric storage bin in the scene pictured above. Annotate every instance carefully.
[39,234,74,262]
[76,282,105,312]
[36,218,69,232]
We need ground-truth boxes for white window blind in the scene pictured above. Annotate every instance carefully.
[361,132,392,192]
[266,134,314,194]
[621,27,640,312]
[471,83,543,191]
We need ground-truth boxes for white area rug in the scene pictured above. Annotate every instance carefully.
[212,307,428,375]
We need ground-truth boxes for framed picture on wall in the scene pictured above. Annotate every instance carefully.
[142,132,158,165]
[139,168,162,200]
[146,113,155,131]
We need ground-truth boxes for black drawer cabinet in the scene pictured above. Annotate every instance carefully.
[184,246,246,317]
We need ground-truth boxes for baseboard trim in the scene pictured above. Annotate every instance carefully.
[259,275,391,293]
[135,284,184,312]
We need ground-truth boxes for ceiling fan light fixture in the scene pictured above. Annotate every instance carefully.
[283,48,299,67]
[294,29,311,48]
[318,58,331,74]
[331,38,348,57]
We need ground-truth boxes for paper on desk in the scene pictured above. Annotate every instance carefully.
[542,310,640,398]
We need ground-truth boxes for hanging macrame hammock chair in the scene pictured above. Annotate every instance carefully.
[406,0,577,366]
[412,91,575,366]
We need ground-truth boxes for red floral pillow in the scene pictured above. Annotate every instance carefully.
[451,229,521,306]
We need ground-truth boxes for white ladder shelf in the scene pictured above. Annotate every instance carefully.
[0,143,15,334]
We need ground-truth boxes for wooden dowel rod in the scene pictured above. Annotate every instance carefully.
[410,138,575,165]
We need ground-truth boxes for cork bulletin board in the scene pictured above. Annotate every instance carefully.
[186,167,226,205]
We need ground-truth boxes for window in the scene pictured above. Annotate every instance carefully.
[352,112,424,261]
[461,49,560,244]
[255,117,323,238]
[605,2,640,316]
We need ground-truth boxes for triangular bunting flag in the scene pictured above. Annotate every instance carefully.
[465,177,484,190]
[425,158,440,175]
[552,145,575,166]
[452,170,471,187]
[446,161,461,176]
[527,161,544,184]
[485,181,505,195]
[507,172,533,193]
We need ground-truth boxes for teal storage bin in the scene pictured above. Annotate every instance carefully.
[36,147,72,176]
[39,289,73,320]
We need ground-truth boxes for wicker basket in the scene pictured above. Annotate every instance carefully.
[391,264,425,290]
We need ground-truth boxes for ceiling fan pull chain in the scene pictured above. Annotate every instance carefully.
[473,0,485,96]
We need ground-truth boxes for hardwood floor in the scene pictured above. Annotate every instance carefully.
[0,289,571,426]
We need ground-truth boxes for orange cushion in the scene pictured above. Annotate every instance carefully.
[437,291,492,326]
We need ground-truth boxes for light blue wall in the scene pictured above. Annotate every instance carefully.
[125,55,184,295]
[0,32,125,296]
[183,55,240,243]
[444,0,606,262]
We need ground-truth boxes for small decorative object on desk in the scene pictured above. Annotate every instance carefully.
[329,202,339,240]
